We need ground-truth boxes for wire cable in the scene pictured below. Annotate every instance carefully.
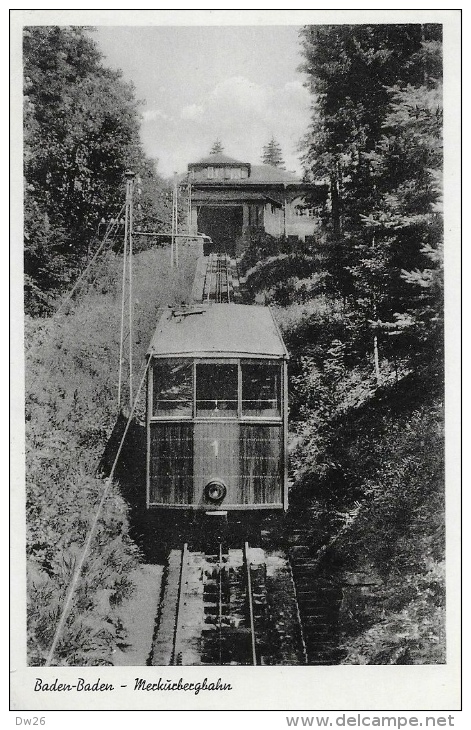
[45,355,151,667]
[26,203,126,356]
[53,203,126,318]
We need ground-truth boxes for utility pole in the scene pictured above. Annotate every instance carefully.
[283,183,287,238]
[127,171,134,408]
[175,172,179,267]
[118,170,136,411]
[171,173,179,267]
[170,182,175,268]
[187,175,192,236]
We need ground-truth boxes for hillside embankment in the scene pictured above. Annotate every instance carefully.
[249,247,445,665]
[25,245,198,666]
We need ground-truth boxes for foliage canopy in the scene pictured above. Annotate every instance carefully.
[24,26,171,314]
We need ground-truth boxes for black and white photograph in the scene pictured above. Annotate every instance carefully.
[10,8,461,714]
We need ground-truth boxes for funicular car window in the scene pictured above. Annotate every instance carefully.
[242,361,281,417]
[196,363,238,417]
[153,360,193,416]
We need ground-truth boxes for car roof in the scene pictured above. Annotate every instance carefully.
[147,304,288,358]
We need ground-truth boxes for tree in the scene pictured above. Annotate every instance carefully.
[210,139,224,155]
[261,137,285,168]
[23,26,171,314]
[299,24,443,372]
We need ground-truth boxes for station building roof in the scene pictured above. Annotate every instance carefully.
[187,152,303,186]
[190,153,247,166]
[248,165,301,184]
[190,189,283,206]
[147,304,288,359]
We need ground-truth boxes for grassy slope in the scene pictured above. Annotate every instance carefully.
[25,245,198,665]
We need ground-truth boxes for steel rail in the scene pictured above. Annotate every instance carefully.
[226,256,232,304]
[211,255,216,301]
[203,257,209,302]
[221,256,224,303]
[286,556,309,665]
[220,256,223,302]
[171,542,189,665]
[205,255,214,302]
[218,256,223,303]
[218,542,224,664]
[244,541,258,665]
[201,253,237,303]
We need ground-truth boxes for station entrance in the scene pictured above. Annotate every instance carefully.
[197,205,243,255]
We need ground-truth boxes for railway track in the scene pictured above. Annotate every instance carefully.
[150,542,306,666]
[201,253,241,303]
[288,525,345,665]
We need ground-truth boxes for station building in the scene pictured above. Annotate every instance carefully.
[186,152,326,255]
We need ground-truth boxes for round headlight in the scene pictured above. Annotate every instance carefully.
[205,479,227,503]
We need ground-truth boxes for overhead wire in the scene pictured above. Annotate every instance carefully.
[38,171,161,664]
[44,355,152,667]
[52,203,126,318]
[39,171,198,664]
[26,202,126,355]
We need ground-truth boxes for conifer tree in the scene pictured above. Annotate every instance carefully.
[261,137,285,168]
[299,24,443,371]
[210,139,224,155]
